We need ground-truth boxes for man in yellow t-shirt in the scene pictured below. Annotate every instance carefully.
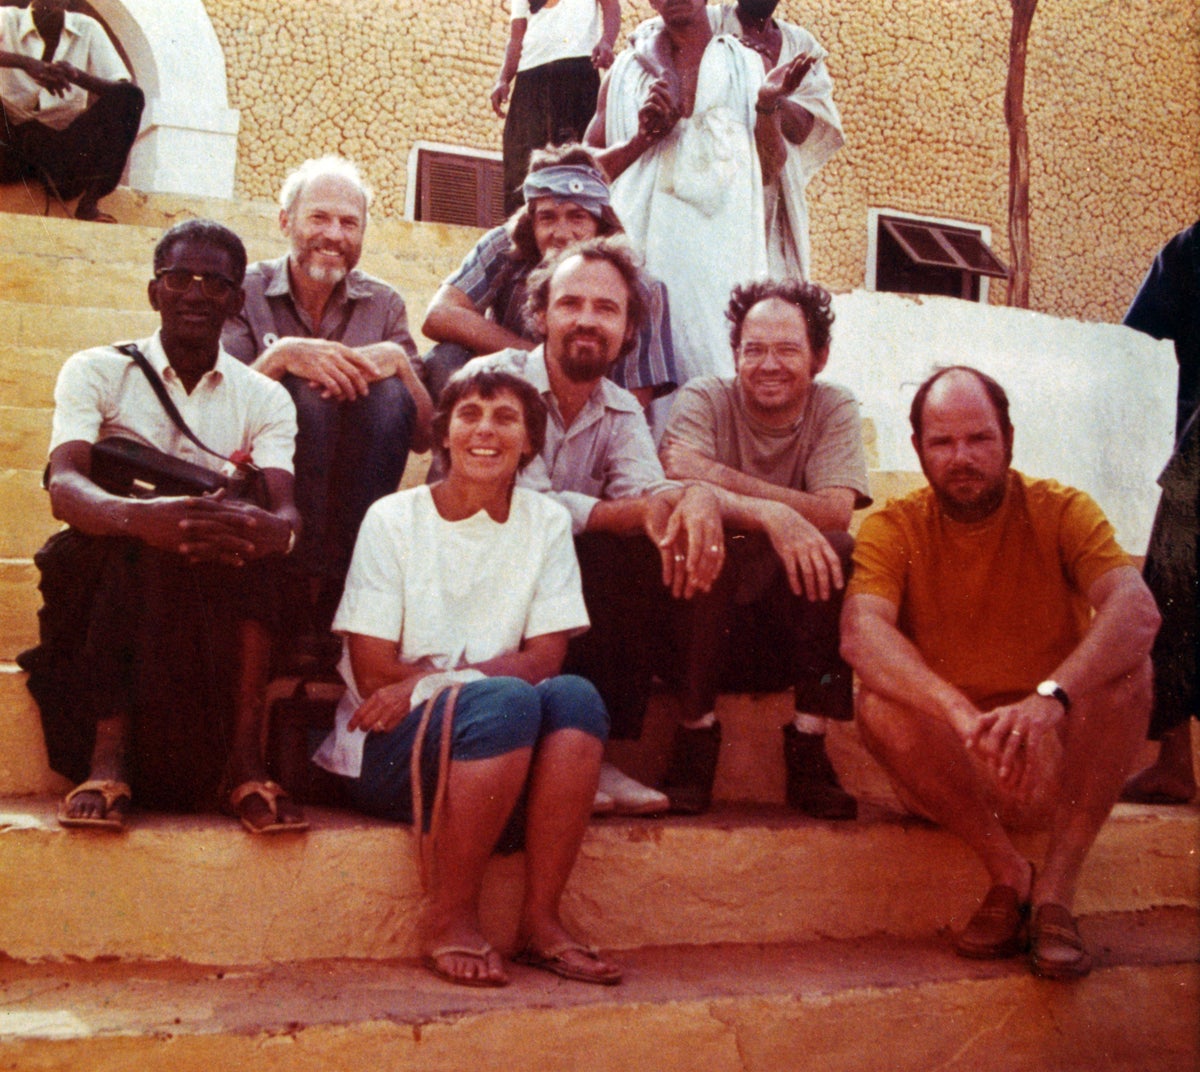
[841,366,1159,981]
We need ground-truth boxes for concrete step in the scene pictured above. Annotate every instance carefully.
[0,243,470,329]
[0,207,479,327]
[0,346,61,411]
[0,667,56,797]
[0,788,1194,965]
[1,186,487,254]
[0,301,160,356]
[0,910,1195,1072]
[0,472,57,560]
[0,407,51,472]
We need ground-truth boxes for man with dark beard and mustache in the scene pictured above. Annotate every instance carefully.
[223,156,432,662]
[841,366,1159,981]
[462,237,725,817]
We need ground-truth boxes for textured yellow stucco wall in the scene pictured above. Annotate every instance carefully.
[205,0,1198,323]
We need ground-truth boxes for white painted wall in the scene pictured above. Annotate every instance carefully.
[92,0,239,199]
[823,291,1176,554]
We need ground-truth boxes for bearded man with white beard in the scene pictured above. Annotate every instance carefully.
[461,236,725,817]
[223,157,432,659]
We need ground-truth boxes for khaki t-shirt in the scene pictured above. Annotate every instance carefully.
[662,376,871,505]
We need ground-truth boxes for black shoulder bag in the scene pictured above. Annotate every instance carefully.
[88,343,269,506]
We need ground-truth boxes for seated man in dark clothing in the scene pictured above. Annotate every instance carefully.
[660,279,869,817]
[222,156,432,656]
[20,219,305,834]
[421,143,677,410]
[0,0,143,222]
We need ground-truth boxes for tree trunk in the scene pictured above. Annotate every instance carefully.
[1005,0,1038,308]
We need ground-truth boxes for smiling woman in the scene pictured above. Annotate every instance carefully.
[310,365,622,990]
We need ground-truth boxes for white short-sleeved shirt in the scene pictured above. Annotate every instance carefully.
[316,485,589,776]
[50,332,297,476]
[512,0,601,72]
[0,8,130,130]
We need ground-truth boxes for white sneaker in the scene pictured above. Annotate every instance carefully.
[592,788,616,816]
[598,762,669,816]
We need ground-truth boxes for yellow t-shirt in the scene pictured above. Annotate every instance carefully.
[848,472,1131,708]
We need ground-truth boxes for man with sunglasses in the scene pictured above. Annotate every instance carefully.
[222,156,432,666]
[658,279,869,816]
[23,219,306,835]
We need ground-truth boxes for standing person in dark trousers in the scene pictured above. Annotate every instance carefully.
[0,0,143,222]
[492,0,621,215]
[1120,220,1200,804]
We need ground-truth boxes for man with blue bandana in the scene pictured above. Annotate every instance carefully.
[422,144,677,409]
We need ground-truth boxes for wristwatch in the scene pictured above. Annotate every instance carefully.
[1036,679,1071,711]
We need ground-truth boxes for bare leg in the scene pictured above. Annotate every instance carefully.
[520,728,620,979]
[424,749,532,985]
[856,689,1031,896]
[227,619,304,830]
[1034,661,1153,909]
[62,711,131,822]
[1121,720,1197,804]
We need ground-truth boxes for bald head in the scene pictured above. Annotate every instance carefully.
[911,367,1014,523]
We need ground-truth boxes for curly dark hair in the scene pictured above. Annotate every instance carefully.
[431,366,548,475]
[725,279,834,355]
[909,365,1013,443]
[506,144,623,265]
[152,219,248,285]
[522,236,646,358]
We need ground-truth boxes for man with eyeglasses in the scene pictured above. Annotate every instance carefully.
[222,156,431,666]
[657,279,869,816]
[22,219,308,834]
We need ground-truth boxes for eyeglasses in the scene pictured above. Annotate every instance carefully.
[738,343,810,365]
[154,269,238,300]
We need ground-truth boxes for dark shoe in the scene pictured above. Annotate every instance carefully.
[955,882,1030,959]
[661,722,722,814]
[1029,903,1093,979]
[782,725,858,820]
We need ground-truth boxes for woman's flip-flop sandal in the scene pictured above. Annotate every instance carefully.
[423,943,509,988]
[514,941,623,985]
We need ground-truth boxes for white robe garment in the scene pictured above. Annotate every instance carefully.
[606,35,768,382]
[708,6,844,280]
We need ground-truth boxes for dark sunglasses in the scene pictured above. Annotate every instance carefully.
[154,269,238,299]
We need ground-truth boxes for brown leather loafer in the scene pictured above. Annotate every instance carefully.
[1029,903,1093,980]
[954,882,1030,959]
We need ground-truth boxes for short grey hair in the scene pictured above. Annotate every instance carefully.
[278,156,373,217]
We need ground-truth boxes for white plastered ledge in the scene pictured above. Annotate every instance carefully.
[93,0,240,199]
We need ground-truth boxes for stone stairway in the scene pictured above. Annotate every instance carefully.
[0,195,1196,1071]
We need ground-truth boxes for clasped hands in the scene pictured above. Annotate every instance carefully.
[961,693,1066,799]
[24,57,82,97]
[135,491,291,567]
[267,338,390,401]
[645,485,724,599]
